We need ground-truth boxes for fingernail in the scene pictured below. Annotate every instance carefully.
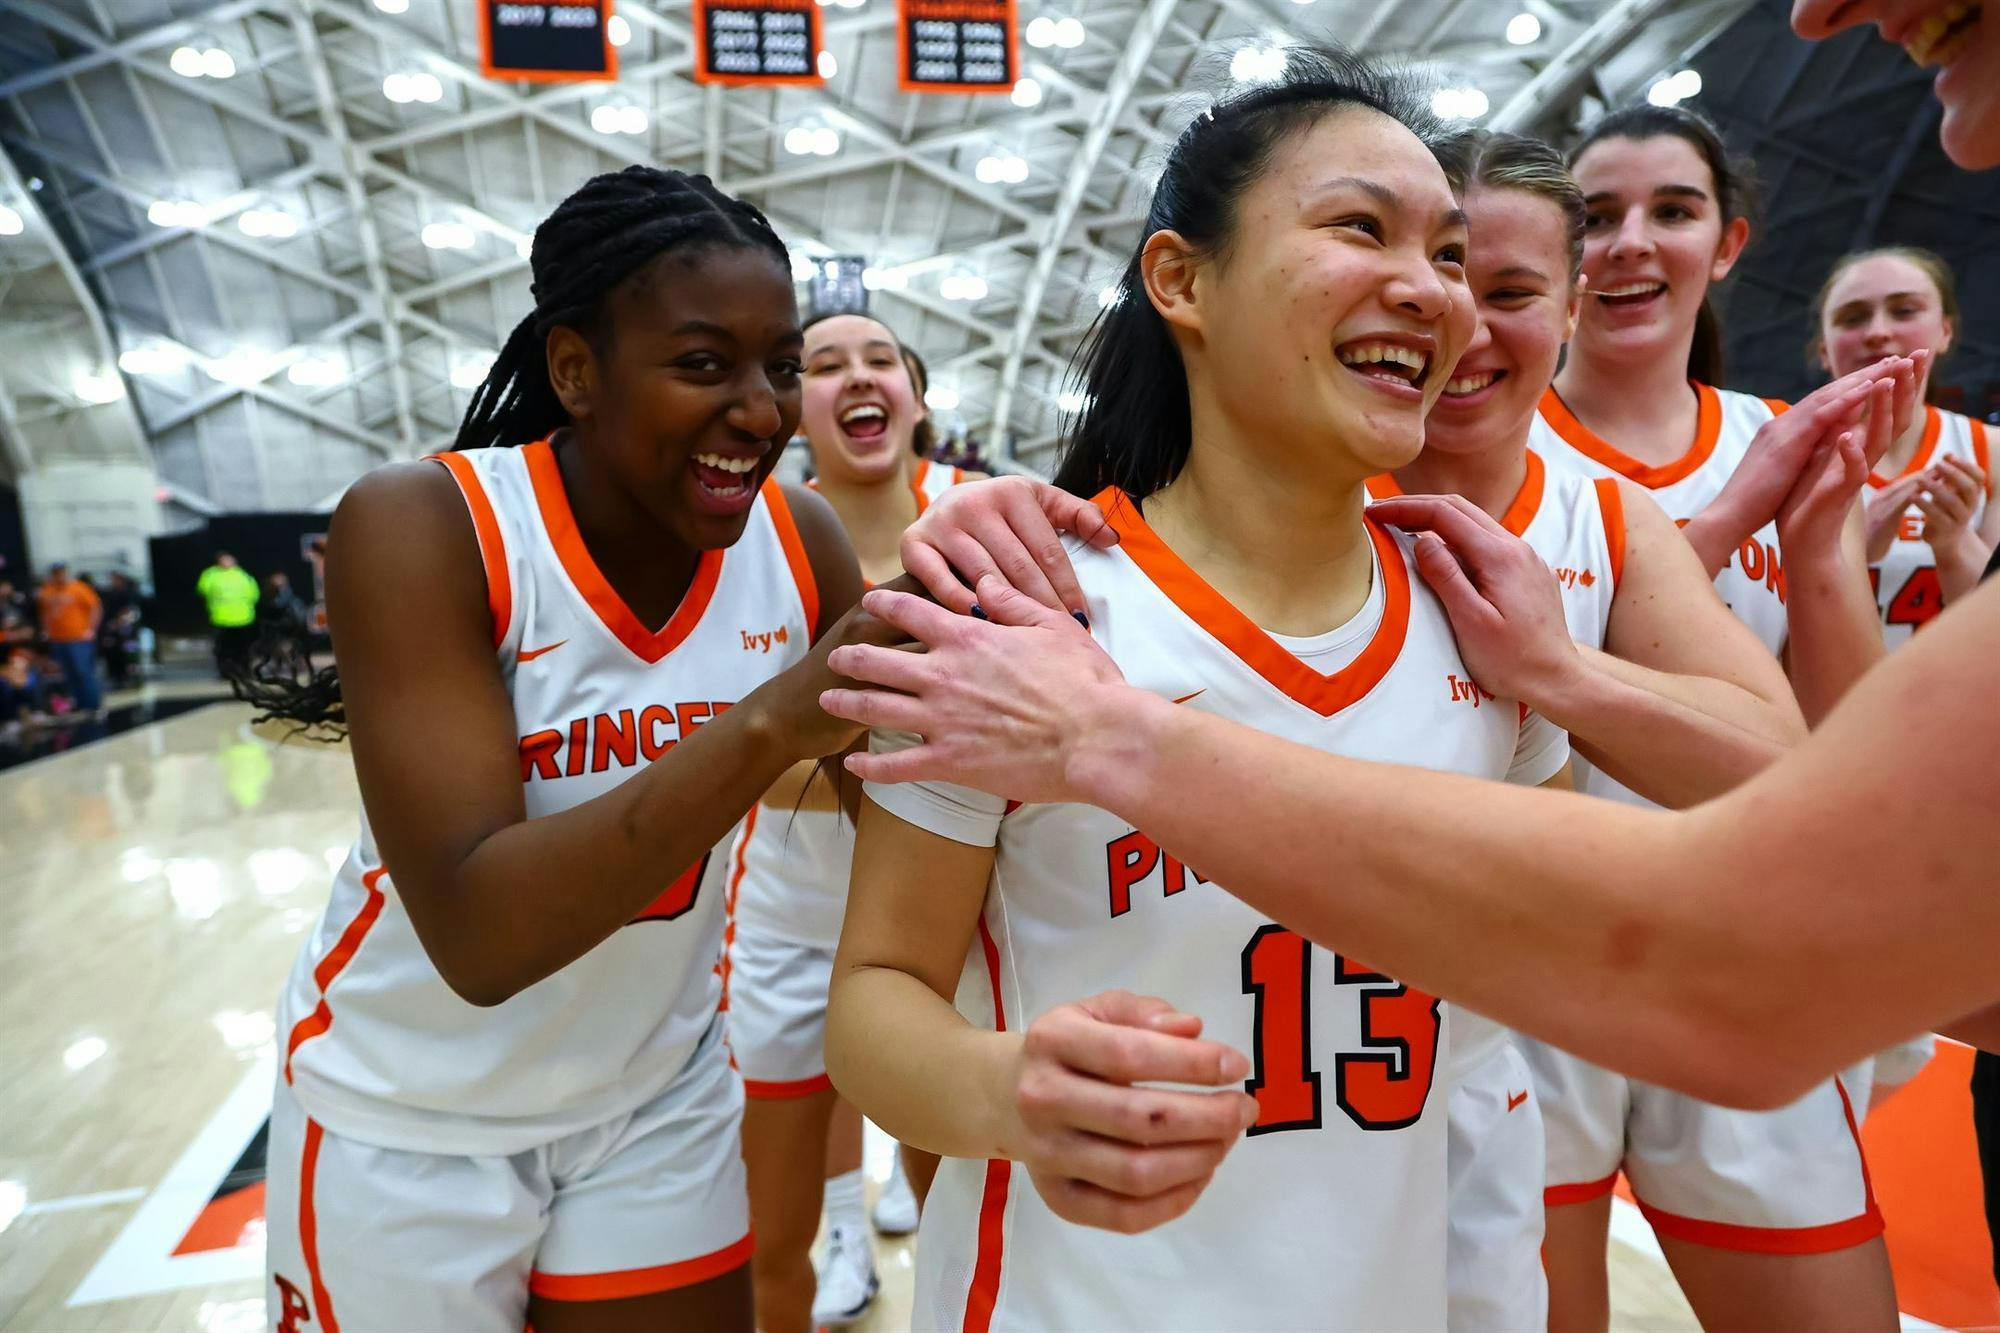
[1221,1051,1250,1082]
[1071,610,1090,629]
[970,604,988,621]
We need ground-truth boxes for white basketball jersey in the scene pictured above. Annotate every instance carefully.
[278,437,817,1155]
[1532,383,1789,656]
[1869,406,1990,648]
[1368,450,1620,1076]
[868,490,1568,1333]
[733,458,970,950]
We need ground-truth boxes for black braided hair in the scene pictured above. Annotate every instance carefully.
[233,166,793,736]
[455,165,792,452]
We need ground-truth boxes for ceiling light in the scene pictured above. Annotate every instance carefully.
[1505,11,1540,44]
[119,343,189,376]
[607,14,631,45]
[939,272,988,302]
[452,354,495,389]
[0,205,22,236]
[421,220,475,250]
[1025,16,1055,47]
[811,126,840,155]
[1097,284,1121,308]
[26,177,41,192]
[72,369,124,404]
[1229,45,1287,84]
[590,103,648,135]
[148,199,203,228]
[817,49,837,77]
[1056,390,1088,412]
[238,207,298,239]
[975,153,1028,185]
[515,236,532,260]
[375,0,409,11]
[1647,68,1701,107]
[200,47,236,78]
[835,0,865,9]
[412,72,443,102]
[924,386,960,410]
[0,1182,24,1237]
[170,45,205,78]
[862,266,906,291]
[1431,86,1489,120]
[790,251,816,281]
[383,72,413,103]
[1052,16,1084,47]
[1011,77,1043,107]
[287,354,345,388]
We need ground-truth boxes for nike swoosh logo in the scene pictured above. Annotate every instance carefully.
[1507,1090,1529,1112]
[517,640,568,662]
[1172,689,1206,705]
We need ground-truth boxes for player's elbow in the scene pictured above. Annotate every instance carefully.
[1651,1005,1826,1110]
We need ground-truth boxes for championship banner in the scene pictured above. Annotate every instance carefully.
[478,0,616,83]
[692,0,824,87]
[896,0,1017,94]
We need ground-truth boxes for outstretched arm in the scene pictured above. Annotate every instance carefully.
[823,574,2000,1109]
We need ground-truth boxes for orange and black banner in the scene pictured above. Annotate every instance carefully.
[478,0,616,82]
[896,0,1017,94]
[692,0,823,86]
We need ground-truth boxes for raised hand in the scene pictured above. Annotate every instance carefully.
[1363,494,1581,711]
[1006,989,1258,1234]
[899,476,1118,617]
[1864,474,1924,563]
[1916,454,1987,555]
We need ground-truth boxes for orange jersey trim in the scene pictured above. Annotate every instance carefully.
[530,1232,755,1301]
[1973,418,1993,496]
[432,452,513,648]
[284,867,387,1084]
[716,804,761,1015]
[1364,450,1542,536]
[963,916,1012,1333]
[523,438,724,664]
[1595,477,1627,593]
[1092,487,1411,717]
[300,1118,341,1333]
[1632,1196,1884,1256]
[761,480,821,641]
[1538,382,1722,489]
[1869,405,1944,489]
[1544,1170,1620,1208]
[743,1072,835,1099]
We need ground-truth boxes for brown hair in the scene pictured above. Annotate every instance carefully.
[1806,246,1958,398]
[1433,128,1585,283]
[1570,103,1759,387]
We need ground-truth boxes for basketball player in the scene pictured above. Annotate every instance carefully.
[1376,127,1913,1333]
[1813,246,1994,1118]
[1791,0,2000,168]
[1814,248,1998,641]
[725,310,973,1333]
[258,166,890,1333]
[825,52,1574,1330]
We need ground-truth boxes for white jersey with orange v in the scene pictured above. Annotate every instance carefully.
[868,489,1568,1333]
[1525,395,1884,1255]
[1869,404,1990,648]
[1370,449,1620,1332]
[266,438,817,1331]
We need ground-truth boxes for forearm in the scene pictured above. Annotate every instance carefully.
[1547,647,1801,808]
[763,757,845,814]
[1783,549,1885,726]
[826,962,1021,1159]
[1681,504,1755,579]
[442,691,798,1004]
[1935,536,1992,606]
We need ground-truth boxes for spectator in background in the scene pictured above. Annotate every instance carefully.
[98,570,141,690]
[260,571,311,675]
[0,646,47,726]
[197,552,259,677]
[36,562,101,713]
[0,579,33,648]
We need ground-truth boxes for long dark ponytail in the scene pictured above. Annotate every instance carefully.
[235,166,791,735]
[1052,47,1437,501]
[1569,104,1758,387]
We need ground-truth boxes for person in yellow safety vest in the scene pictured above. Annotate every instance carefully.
[197,551,260,677]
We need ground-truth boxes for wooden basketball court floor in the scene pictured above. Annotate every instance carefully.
[2,697,1994,1331]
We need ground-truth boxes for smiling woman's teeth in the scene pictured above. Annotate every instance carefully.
[1336,342,1429,383]
[1444,371,1498,396]
[695,453,757,474]
[1595,281,1665,299]
[1908,2,1982,66]
[840,406,887,427]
